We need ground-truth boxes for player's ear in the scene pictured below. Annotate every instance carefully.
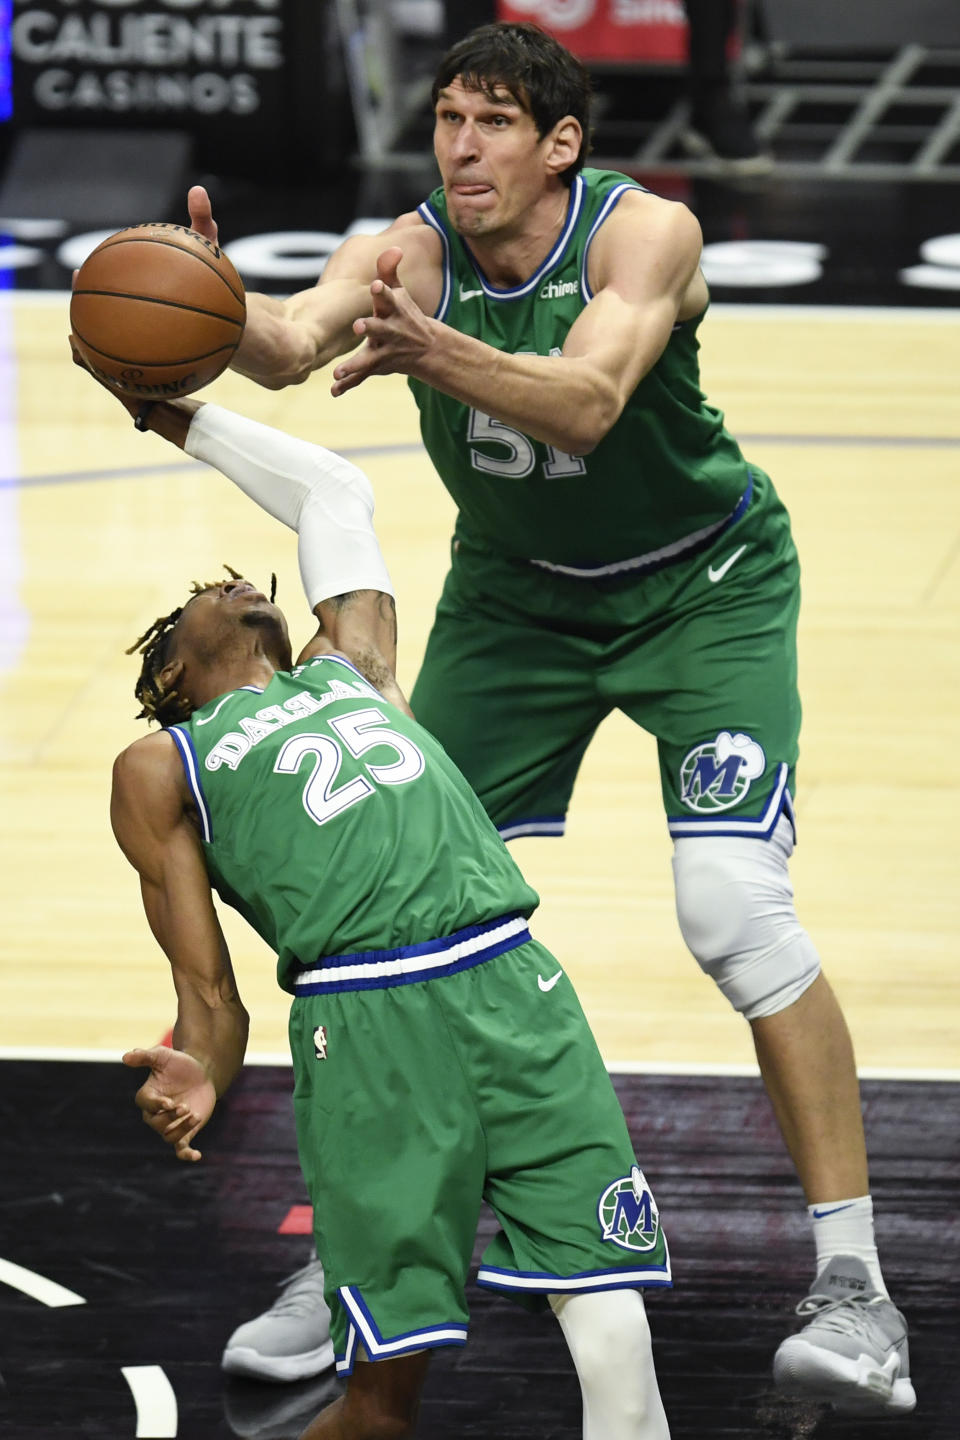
[158,656,185,694]
[545,115,582,177]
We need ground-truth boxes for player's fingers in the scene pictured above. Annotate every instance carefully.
[350,316,390,350]
[123,1046,166,1070]
[187,184,218,242]
[139,1096,177,1123]
[376,246,403,287]
[174,1122,204,1162]
[370,280,399,320]
[330,369,368,398]
[159,1107,192,1138]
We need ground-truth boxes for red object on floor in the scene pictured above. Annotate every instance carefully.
[278,1205,314,1235]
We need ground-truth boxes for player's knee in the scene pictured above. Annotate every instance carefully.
[551,1290,667,1437]
[672,819,821,1020]
[552,1288,653,1382]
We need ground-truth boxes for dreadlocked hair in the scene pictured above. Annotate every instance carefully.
[125,564,278,727]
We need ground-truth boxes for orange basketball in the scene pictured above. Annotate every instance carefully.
[70,223,246,399]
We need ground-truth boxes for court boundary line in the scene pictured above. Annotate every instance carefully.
[2,1046,957,1083]
[4,425,960,493]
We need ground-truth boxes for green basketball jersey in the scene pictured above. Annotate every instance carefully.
[411,168,752,570]
[169,653,538,993]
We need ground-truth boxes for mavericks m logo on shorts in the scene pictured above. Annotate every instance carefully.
[680,731,766,813]
[598,1166,661,1253]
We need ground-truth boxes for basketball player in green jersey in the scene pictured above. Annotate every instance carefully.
[91,375,674,1439]
[187,20,915,1418]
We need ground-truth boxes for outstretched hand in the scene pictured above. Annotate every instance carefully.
[331,247,435,397]
[123,1045,217,1163]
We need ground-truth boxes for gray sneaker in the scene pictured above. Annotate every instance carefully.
[773,1256,916,1415]
[222,1259,335,1383]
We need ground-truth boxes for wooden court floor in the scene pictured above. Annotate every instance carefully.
[0,295,958,1440]
[0,296,956,1074]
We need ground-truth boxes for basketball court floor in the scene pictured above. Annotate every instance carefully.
[0,139,958,1438]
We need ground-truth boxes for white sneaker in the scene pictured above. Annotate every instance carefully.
[773,1255,916,1415]
[222,1259,335,1383]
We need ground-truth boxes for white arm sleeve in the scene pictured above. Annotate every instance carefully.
[184,403,394,608]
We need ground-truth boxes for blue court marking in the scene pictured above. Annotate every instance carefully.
[743,434,960,448]
[1,432,959,492]
[0,442,429,491]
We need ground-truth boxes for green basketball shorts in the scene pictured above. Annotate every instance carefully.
[288,923,670,1375]
[410,465,801,842]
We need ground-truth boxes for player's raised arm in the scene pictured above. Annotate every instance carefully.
[111,731,250,1160]
[187,185,443,390]
[71,352,410,714]
[179,403,410,713]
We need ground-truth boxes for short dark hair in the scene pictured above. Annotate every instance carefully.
[432,21,593,183]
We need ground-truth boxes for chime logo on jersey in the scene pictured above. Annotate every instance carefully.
[313,1026,328,1060]
[679,730,766,813]
[597,1166,660,1253]
[539,277,580,301]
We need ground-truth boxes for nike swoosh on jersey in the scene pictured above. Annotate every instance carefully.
[195,693,239,725]
[458,286,485,301]
[537,970,563,992]
[707,543,748,583]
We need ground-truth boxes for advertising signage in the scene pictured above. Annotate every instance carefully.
[9,0,323,171]
[496,0,690,66]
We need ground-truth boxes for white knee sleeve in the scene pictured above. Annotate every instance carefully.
[550,1290,670,1440]
[672,813,821,1020]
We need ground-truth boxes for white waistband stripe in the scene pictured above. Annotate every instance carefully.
[294,915,529,990]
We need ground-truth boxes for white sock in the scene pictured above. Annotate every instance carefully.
[808,1194,888,1296]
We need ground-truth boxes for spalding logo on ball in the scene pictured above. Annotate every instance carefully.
[70,223,246,398]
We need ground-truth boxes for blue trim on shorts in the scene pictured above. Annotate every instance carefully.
[667,763,795,840]
[294,914,531,995]
[529,473,754,581]
[497,814,567,842]
[476,1258,673,1293]
[335,1284,468,1376]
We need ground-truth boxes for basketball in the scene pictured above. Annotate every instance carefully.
[70,223,246,399]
